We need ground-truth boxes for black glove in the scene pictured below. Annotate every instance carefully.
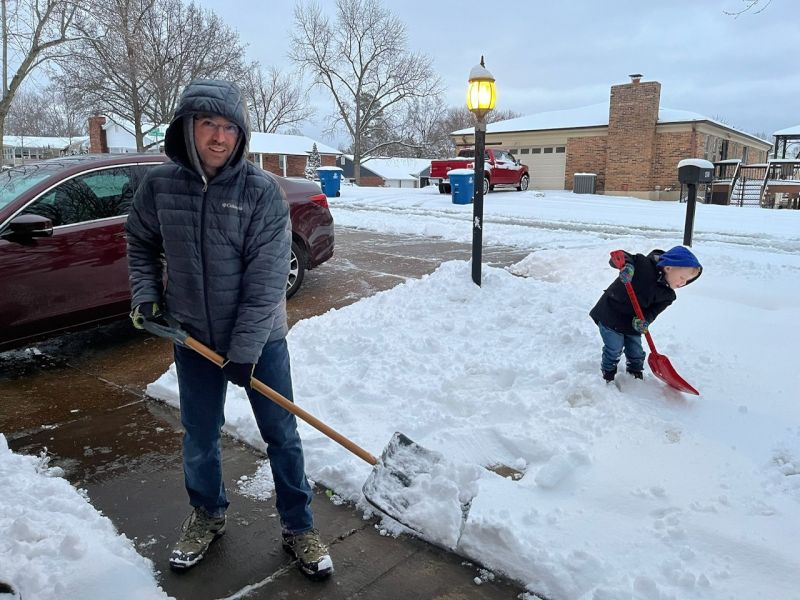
[130,302,161,330]
[222,360,255,388]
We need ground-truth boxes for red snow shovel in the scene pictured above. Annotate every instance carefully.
[142,315,479,547]
[609,250,699,395]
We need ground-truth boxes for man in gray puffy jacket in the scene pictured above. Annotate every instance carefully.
[126,79,333,580]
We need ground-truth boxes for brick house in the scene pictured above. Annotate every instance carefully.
[248,133,341,177]
[451,76,772,200]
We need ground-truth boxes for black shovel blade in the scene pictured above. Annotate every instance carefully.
[362,432,481,549]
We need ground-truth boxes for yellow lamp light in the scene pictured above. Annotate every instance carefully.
[466,56,496,119]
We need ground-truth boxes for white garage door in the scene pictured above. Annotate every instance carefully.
[510,145,567,190]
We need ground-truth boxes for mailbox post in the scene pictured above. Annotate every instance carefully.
[677,159,714,247]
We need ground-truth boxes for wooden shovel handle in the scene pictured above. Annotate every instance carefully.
[183,335,378,466]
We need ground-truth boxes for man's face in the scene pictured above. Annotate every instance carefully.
[193,114,239,177]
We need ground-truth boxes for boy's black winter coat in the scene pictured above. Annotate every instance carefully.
[589,250,676,336]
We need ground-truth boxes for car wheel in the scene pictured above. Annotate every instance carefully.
[287,240,305,299]
[438,183,446,194]
[517,174,529,192]
[483,178,490,196]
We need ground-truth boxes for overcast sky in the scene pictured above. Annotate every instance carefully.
[195,0,797,148]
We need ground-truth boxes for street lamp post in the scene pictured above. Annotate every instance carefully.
[466,56,496,286]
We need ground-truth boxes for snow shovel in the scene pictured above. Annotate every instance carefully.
[141,315,479,547]
[609,250,699,395]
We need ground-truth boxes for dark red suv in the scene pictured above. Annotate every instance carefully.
[0,154,334,352]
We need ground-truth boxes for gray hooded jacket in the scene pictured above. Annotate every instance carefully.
[126,79,290,363]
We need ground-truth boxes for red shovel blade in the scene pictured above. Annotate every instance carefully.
[648,351,699,395]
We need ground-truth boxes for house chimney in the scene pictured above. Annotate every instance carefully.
[88,115,109,154]
[606,78,661,194]
[629,73,643,84]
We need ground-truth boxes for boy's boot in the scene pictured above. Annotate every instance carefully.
[282,528,334,580]
[602,367,617,382]
[627,369,644,380]
[170,507,227,570]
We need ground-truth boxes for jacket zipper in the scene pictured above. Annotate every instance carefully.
[199,174,215,348]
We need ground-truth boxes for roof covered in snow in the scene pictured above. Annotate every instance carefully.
[2,135,87,149]
[453,101,770,145]
[773,124,800,136]
[361,157,432,181]
[249,132,341,156]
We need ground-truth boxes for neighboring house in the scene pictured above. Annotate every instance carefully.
[87,116,342,179]
[248,133,341,178]
[88,115,167,154]
[2,135,88,166]
[451,75,772,200]
[338,155,432,188]
[773,124,800,159]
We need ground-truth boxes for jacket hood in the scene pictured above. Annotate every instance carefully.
[164,79,250,177]
[651,246,702,285]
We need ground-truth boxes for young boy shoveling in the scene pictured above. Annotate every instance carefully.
[589,246,702,382]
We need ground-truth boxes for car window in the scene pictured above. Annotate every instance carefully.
[21,167,134,227]
[0,163,66,211]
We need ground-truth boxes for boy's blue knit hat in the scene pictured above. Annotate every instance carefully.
[657,246,701,269]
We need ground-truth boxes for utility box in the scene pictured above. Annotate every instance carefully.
[573,173,597,194]
[678,159,714,185]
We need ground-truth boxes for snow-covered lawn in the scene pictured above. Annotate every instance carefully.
[3,185,799,599]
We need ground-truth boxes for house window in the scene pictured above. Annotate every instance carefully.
[531,148,542,154]
[543,147,554,154]
[555,146,565,153]
[339,155,346,166]
[741,147,749,163]
[520,148,530,154]
[509,148,518,154]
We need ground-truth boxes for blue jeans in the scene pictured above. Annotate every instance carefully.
[174,337,314,533]
[597,322,646,373]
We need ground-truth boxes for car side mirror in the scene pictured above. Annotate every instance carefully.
[1,214,54,239]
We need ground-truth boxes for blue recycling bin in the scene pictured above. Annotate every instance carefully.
[317,167,343,197]
[448,169,474,204]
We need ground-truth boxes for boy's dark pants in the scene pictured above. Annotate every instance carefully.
[598,322,645,373]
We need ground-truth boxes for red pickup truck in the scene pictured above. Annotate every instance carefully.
[430,148,530,195]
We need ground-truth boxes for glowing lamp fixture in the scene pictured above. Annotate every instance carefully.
[466,56,496,119]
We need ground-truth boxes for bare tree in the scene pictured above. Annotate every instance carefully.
[41,79,89,138]
[0,0,78,160]
[240,62,312,133]
[57,0,244,152]
[5,86,47,134]
[140,0,245,125]
[290,0,441,183]
[724,0,773,17]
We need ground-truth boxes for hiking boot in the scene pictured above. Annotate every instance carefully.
[169,507,226,570]
[282,528,334,580]
[602,368,617,382]
[627,370,644,380]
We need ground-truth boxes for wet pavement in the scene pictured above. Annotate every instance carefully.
[1,227,533,600]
